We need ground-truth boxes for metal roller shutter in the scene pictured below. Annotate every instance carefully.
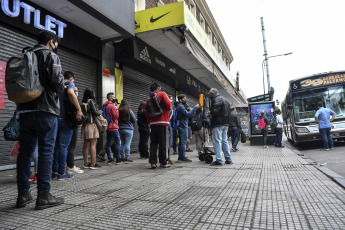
[0,23,98,167]
[123,66,175,153]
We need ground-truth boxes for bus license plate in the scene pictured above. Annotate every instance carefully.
[331,133,340,137]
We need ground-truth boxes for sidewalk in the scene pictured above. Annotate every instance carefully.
[1,142,345,229]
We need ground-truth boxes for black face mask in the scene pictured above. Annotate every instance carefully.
[182,100,187,105]
[51,43,58,54]
[112,99,116,103]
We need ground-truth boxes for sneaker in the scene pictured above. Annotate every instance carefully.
[160,163,171,168]
[231,148,237,152]
[51,172,58,180]
[330,147,335,150]
[263,145,268,149]
[126,158,133,163]
[89,163,102,169]
[82,163,91,169]
[33,174,37,184]
[324,148,330,151]
[29,172,34,181]
[57,173,74,181]
[67,166,84,174]
[16,191,33,208]
[96,153,105,162]
[116,158,123,165]
[186,149,193,152]
[151,164,157,169]
[211,161,223,166]
[181,157,192,163]
[280,146,285,148]
[35,193,64,210]
[225,160,233,165]
[108,159,114,164]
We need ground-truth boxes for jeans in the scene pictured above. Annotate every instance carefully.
[67,127,78,168]
[106,130,121,159]
[172,129,178,152]
[150,126,167,165]
[229,126,239,150]
[33,140,38,173]
[212,126,232,163]
[119,129,134,159]
[261,128,268,146]
[319,127,333,149]
[276,128,283,147]
[178,127,188,159]
[17,112,58,194]
[139,131,149,158]
[53,118,73,175]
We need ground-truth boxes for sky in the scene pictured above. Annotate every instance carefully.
[205,0,345,104]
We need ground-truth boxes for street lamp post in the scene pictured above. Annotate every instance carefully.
[261,52,293,96]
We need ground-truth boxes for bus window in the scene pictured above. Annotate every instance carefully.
[293,89,324,122]
[327,86,345,117]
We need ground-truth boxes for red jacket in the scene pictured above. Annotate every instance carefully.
[146,90,172,126]
[103,101,119,131]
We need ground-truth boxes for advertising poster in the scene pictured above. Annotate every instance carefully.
[250,103,274,135]
[0,61,6,110]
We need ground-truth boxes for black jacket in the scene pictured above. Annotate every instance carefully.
[210,95,231,127]
[229,111,242,129]
[17,45,64,116]
[137,111,149,133]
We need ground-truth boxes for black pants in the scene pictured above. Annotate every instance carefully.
[261,128,268,146]
[139,131,150,158]
[149,126,166,165]
[67,127,78,168]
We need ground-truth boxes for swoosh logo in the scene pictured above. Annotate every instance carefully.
[150,11,171,23]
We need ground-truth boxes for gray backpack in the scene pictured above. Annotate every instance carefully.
[5,47,44,103]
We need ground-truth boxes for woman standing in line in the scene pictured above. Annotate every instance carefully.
[118,99,136,163]
[81,88,102,169]
[137,101,150,159]
[259,110,269,148]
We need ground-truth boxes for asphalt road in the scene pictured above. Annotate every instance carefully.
[284,136,345,178]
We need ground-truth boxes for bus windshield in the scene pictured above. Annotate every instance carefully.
[293,86,345,122]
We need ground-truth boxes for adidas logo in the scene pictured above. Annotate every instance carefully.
[139,47,151,64]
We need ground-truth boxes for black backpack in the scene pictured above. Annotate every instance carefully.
[146,92,163,117]
[5,47,45,103]
[191,113,203,131]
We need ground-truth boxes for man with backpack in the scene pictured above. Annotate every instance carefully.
[175,94,199,163]
[15,30,65,210]
[228,106,242,152]
[52,71,83,181]
[102,92,121,164]
[191,107,210,153]
[170,101,180,155]
[145,83,172,169]
[208,88,233,166]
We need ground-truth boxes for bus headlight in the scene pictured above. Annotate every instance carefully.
[296,127,310,133]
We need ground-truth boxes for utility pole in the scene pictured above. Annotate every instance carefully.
[261,17,271,94]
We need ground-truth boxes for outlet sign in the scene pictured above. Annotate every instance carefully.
[1,0,67,38]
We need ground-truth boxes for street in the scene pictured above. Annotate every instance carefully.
[284,137,345,178]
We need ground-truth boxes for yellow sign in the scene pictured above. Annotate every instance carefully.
[115,68,123,107]
[301,74,345,88]
[135,1,184,34]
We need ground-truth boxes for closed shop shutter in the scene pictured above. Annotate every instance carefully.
[123,66,175,153]
[0,23,98,167]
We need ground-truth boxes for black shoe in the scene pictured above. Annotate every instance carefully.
[16,191,33,208]
[280,146,285,148]
[181,157,192,163]
[97,154,105,162]
[116,158,123,165]
[151,164,157,169]
[225,160,233,165]
[231,148,237,152]
[35,193,64,210]
[211,161,223,166]
[186,149,193,152]
[108,158,114,163]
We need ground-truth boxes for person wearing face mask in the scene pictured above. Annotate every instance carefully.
[16,30,65,210]
[102,92,121,164]
[175,94,199,163]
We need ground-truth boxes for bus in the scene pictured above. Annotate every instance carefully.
[281,71,345,145]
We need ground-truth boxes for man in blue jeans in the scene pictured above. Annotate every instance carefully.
[52,71,83,180]
[16,31,65,209]
[228,106,242,152]
[175,94,199,163]
[315,101,336,150]
[208,88,233,166]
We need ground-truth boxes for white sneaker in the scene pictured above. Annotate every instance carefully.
[67,166,84,174]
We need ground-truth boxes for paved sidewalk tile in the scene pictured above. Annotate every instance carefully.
[1,143,345,229]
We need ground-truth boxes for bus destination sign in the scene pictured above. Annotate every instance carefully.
[291,73,345,90]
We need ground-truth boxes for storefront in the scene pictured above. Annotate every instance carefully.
[115,37,209,152]
[0,0,134,169]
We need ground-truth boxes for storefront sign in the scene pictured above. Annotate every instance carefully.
[1,0,67,38]
[103,68,110,78]
[291,72,345,90]
[0,61,6,110]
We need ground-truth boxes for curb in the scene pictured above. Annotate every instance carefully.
[285,141,345,189]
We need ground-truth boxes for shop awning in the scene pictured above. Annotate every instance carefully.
[30,0,135,40]
[134,1,242,104]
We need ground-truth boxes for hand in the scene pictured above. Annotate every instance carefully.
[195,104,199,109]
[76,110,83,121]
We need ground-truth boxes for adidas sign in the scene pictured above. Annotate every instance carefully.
[139,47,151,64]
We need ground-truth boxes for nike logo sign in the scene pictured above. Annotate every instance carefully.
[150,11,171,23]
